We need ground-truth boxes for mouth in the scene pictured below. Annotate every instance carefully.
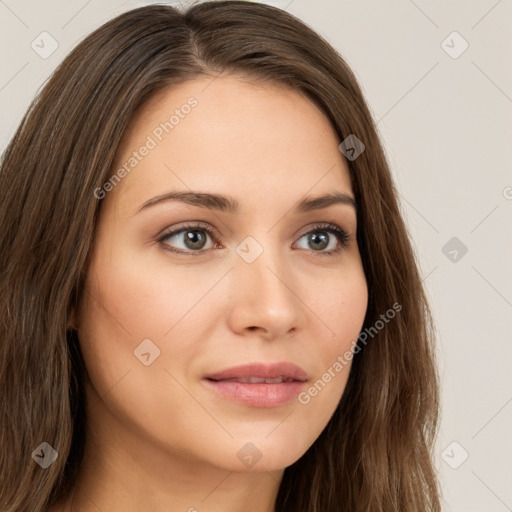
[203,362,308,408]
[206,376,301,384]
[204,361,308,382]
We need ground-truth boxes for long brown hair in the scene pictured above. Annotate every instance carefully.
[0,2,441,510]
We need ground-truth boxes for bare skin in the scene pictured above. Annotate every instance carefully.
[50,74,368,512]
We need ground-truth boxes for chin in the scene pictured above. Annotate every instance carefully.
[204,434,311,473]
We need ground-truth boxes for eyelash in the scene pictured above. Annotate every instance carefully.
[157,221,351,257]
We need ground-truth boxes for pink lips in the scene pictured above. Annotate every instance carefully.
[203,362,308,408]
[205,362,308,382]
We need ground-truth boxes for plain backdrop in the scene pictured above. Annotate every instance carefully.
[1,1,511,510]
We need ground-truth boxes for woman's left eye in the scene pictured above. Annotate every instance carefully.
[158,222,350,256]
[294,224,350,255]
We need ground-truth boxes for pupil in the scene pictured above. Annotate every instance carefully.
[185,230,206,250]
[309,232,328,250]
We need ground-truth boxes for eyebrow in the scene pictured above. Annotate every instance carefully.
[136,190,357,215]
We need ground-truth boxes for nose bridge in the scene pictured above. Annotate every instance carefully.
[237,233,290,294]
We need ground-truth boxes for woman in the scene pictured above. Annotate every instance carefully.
[0,2,441,511]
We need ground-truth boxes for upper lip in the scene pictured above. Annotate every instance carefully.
[205,362,308,382]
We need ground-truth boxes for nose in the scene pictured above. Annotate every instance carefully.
[226,241,306,340]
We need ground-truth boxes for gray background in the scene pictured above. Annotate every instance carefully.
[1,0,511,510]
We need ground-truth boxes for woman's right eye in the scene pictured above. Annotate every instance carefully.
[158,223,219,255]
[158,223,223,256]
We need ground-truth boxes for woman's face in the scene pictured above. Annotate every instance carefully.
[75,75,368,474]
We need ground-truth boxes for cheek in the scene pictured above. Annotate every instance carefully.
[312,262,368,353]
[299,263,367,409]
[82,241,221,339]
[75,246,217,445]
[76,240,227,393]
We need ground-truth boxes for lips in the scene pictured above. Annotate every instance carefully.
[203,362,308,408]
[217,376,295,383]
[204,362,308,383]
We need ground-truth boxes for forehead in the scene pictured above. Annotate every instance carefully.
[107,75,353,216]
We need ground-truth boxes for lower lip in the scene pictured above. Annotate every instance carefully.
[203,379,307,408]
